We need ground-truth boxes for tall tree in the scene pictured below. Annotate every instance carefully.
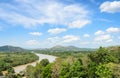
[41,64,52,78]
[69,59,86,78]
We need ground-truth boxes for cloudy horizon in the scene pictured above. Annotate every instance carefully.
[0,0,120,48]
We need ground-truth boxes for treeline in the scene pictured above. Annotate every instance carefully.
[37,50,93,58]
[2,46,120,78]
[0,52,39,74]
[25,46,120,78]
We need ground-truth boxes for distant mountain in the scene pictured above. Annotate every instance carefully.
[0,45,26,52]
[48,45,96,51]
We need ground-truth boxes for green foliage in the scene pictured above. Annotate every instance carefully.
[88,62,97,78]
[88,47,118,64]
[60,62,70,78]
[0,52,39,71]
[26,59,50,78]
[7,67,14,73]
[36,50,92,59]
[32,63,43,78]
[26,65,34,78]
[95,64,112,78]
[69,60,86,78]
[51,58,62,78]
[25,47,120,78]
[41,64,52,78]
[107,63,120,78]
[40,59,49,67]
[5,73,18,78]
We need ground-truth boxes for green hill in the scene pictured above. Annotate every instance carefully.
[47,45,96,52]
[0,45,26,52]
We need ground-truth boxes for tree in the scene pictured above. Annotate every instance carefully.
[51,58,62,78]
[60,62,70,78]
[95,64,112,78]
[5,67,16,78]
[25,65,34,78]
[33,63,43,78]
[41,64,52,78]
[5,73,17,78]
[69,59,86,78]
[88,47,116,64]
[40,59,49,67]
[88,62,97,78]
[31,59,50,78]
[7,67,14,73]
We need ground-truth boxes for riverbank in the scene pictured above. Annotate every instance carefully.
[13,53,57,73]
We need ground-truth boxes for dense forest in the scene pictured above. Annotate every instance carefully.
[24,46,120,78]
[1,46,120,78]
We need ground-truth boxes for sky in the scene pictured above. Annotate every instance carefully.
[0,0,120,49]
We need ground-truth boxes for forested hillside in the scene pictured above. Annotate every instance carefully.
[26,46,120,78]
[0,46,120,78]
[0,45,27,52]
[3,46,120,78]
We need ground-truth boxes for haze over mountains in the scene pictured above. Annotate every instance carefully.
[0,45,119,52]
[48,45,96,51]
[0,45,97,52]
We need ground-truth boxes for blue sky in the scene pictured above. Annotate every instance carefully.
[0,0,120,48]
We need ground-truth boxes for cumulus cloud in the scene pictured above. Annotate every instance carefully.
[62,35,80,43]
[95,30,105,35]
[29,32,42,36]
[106,39,113,43]
[26,40,39,46]
[84,34,90,37]
[100,1,120,13]
[106,27,120,33]
[47,37,60,43]
[94,34,111,42]
[47,35,80,44]
[48,28,66,34]
[0,0,90,28]
[80,41,90,45]
[68,20,91,28]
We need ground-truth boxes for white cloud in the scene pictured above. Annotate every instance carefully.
[118,37,120,40]
[47,35,80,44]
[48,28,66,34]
[80,41,90,45]
[95,30,105,35]
[84,34,90,37]
[62,35,80,43]
[94,34,111,42]
[26,40,39,46]
[106,39,113,43]
[29,32,42,36]
[100,1,120,13]
[47,37,60,43]
[106,27,120,33]
[0,0,90,28]
[68,20,91,28]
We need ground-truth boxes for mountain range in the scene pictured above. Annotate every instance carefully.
[2,45,119,52]
[0,45,97,52]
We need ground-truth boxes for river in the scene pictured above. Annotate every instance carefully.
[13,53,57,73]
